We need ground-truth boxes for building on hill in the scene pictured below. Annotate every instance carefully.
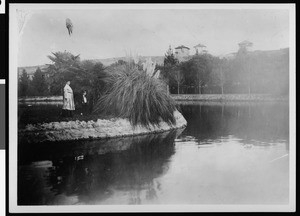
[194,43,207,55]
[238,40,253,48]
[174,45,190,61]
[238,40,253,55]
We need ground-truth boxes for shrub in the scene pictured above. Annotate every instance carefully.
[93,63,176,128]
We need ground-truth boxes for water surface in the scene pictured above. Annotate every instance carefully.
[18,101,289,205]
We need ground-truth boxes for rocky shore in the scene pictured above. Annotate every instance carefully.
[19,110,187,143]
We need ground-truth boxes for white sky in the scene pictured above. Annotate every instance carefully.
[18,8,289,67]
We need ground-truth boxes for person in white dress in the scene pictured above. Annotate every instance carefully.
[62,81,75,117]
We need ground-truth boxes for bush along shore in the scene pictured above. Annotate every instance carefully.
[19,110,187,143]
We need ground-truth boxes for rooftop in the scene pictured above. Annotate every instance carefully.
[238,40,253,46]
[175,45,190,50]
[194,43,206,48]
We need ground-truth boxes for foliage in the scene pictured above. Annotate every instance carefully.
[45,52,106,108]
[180,54,213,94]
[93,62,176,128]
[173,68,184,94]
[161,47,179,83]
[210,58,228,94]
[19,69,30,97]
[164,51,178,67]
[226,48,289,95]
[31,67,49,96]
[87,62,106,108]
[46,51,82,96]
[20,47,289,100]
[47,51,81,70]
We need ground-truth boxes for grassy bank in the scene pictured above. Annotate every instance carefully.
[18,104,112,129]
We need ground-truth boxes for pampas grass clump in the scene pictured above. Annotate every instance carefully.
[93,62,176,128]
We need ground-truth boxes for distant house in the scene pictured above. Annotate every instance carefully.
[238,40,253,54]
[174,45,190,61]
[193,43,207,55]
[238,40,253,49]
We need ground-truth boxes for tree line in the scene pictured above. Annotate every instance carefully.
[18,51,107,110]
[159,47,289,95]
[18,47,289,100]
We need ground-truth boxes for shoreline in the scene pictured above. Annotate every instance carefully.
[18,96,63,102]
[19,110,187,143]
[171,94,288,102]
[18,94,288,103]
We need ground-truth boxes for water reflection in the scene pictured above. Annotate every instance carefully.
[177,101,289,149]
[18,102,63,128]
[18,129,183,205]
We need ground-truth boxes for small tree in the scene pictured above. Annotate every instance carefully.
[172,69,184,95]
[89,62,106,107]
[236,54,255,95]
[46,51,82,96]
[236,43,255,95]
[19,69,30,97]
[31,67,48,96]
[162,46,179,93]
[211,58,227,94]
[184,55,212,94]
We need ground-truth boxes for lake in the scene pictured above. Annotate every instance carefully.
[17,101,289,205]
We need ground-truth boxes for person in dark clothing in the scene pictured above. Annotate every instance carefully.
[62,81,75,118]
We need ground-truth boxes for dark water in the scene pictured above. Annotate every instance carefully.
[18,101,289,205]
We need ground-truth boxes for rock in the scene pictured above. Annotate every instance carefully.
[25,124,36,131]
[19,110,187,142]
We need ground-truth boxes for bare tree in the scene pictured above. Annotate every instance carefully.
[211,58,227,94]
[173,69,184,95]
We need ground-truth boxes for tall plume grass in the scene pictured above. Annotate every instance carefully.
[93,61,176,128]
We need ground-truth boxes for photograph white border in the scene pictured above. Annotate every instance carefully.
[9,3,296,213]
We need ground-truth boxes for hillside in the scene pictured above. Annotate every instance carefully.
[18,56,165,77]
[218,47,288,60]
[18,65,49,77]
[89,56,165,67]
